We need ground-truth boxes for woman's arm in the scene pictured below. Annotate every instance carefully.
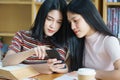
[96,59,120,80]
[95,37,120,80]
[2,50,53,74]
[2,45,50,66]
[2,49,34,66]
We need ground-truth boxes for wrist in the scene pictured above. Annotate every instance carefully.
[27,48,35,55]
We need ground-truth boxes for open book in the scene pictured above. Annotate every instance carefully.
[0,62,39,80]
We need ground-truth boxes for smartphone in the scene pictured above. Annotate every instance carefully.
[46,49,66,68]
[46,49,62,60]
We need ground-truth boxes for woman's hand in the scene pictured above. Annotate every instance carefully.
[47,59,68,73]
[33,45,51,59]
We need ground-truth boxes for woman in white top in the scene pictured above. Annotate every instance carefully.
[67,0,120,80]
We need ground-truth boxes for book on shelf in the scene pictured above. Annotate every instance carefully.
[107,7,120,37]
[118,8,120,38]
[0,62,39,80]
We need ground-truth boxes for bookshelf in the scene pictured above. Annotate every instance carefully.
[103,0,120,37]
[0,0,100,44]
[92,0,100,10]
[0,0,42,44]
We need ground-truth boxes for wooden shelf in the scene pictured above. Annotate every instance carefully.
[92,0,101,10]
[0,1,32,4]
[107,2,120,6]
[0,33,15,37]
[35,2,42,5]
[0,0,33,44]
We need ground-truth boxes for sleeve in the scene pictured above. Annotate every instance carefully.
[104,36,120,63]
[8,31,23,53]
[56,48,67,61]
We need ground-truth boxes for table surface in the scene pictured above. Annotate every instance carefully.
[33,73,63,80]
[0,73,63,80]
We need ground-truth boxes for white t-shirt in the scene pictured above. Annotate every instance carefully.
[84,32,120,71]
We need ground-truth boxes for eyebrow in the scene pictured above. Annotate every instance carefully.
[68,16,76,22]
[47,15,54,19]
[71,16,78,20]
[47,15,62,21]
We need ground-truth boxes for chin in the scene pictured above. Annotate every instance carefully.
[77,35,84,38]
[46,33,54,37]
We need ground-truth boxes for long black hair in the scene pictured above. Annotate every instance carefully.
[31,0,68,48]
[67,0,115,71]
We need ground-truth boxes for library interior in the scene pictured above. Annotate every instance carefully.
[0,0,120,80]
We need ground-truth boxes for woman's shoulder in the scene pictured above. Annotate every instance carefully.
[104,35,119,46]
[105,36,118,42]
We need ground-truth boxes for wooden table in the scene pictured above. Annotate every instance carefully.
[0,74,63,80]
[33,73,63,80]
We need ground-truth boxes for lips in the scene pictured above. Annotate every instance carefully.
[74,30,79,34]
[48,29,55,33]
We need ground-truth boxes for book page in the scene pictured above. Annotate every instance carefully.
[0,62,29,71]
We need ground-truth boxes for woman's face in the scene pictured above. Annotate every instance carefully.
[44,10,63,37]
[67,12,95,38]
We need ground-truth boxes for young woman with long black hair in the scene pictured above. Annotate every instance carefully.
[67,0,120,80]
[2,0,68,74]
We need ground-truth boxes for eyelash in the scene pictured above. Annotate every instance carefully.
[47,17,52,21]
[46,17,62,25]
[73,20,78,23]
[57,21,62,24]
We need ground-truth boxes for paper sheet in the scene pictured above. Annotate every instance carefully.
[54,74,78,80]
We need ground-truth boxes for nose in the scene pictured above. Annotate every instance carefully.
[50,21,56,28]
[71,22,76,30]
